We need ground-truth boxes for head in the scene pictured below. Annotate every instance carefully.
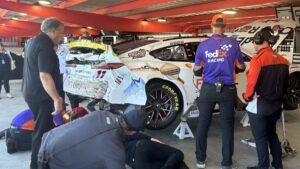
[211,14,227,35]
[119,108,147,135]
[41,17,64,45]
[253,27,278,52]
[0,43,4,51]
[82,31,90,39]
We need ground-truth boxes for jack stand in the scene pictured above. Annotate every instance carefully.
[173,116,194,140]
[281,110,297,158]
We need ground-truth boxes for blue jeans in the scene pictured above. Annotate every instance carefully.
[248,110,282,169]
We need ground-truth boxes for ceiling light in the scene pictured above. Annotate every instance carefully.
[157,18,167,22]
[38,0,51,5]
[222,9,237,15]
[19,13,28,16]
[87,26,93,29]
[12,17,19,20]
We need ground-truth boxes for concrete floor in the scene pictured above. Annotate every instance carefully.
[0,81,299,169]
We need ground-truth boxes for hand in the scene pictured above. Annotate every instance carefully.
[52,97,64,115]
[253,95,260,99]
[242,93,251,102]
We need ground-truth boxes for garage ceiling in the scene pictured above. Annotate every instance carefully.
[0,0,298,33]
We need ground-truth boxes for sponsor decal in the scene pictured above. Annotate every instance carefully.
[128,49,146,59]
[204,44,232,63]
[160,63,184,84]
[96,70,107,79]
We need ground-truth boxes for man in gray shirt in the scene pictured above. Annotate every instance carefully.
[38,108,147,169]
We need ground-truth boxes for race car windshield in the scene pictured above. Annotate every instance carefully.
[113,40,159,55]
[69,47,104,55]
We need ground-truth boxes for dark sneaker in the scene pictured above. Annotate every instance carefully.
[196,161,206,168]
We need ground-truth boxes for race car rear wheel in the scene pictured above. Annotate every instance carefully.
[284,73,300,110]
[145,82,182,130]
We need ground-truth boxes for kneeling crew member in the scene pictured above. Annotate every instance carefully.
[243,27,289,169]
[194,14,246,169]
[38,109,147,169]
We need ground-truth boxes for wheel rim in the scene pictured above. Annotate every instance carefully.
[286,77,300,106]
[145,88,175,127]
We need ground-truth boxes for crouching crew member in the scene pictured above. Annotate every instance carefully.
[194,14,246,169]
[243,27,289,169]
[38,108,147,169]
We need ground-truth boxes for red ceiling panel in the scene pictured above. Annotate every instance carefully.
[0,1,183,32]
[125,0,287,20]
[0,18,99,35]
[92,0,176,15]
[168,7,276,25]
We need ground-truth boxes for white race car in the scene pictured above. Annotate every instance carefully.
[64,19,300,130]
[112,37,249,130]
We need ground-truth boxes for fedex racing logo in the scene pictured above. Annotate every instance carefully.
[205,44,232,63]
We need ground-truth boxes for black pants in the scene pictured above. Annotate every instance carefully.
[196,83,237,166]
[66,93,80,109]
[132,140,189,169]
[248,110,282,169]
[26,100,55,169]
[0,70,10,93]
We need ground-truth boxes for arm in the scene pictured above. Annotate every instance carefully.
[38,45,63,113]
[40,72,61,103]
[40,72,63,114]
[194,44,204,76]
[234,42,246,73]
[242,59,261,102]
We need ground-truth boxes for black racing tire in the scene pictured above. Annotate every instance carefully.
[284,73,300,110]
[145,82,182,130]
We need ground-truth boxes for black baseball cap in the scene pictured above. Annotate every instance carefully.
[124,109,147,131]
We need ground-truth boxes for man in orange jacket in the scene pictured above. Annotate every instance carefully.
[243,27,289,169]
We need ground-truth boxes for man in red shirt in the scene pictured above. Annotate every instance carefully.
[243,27,289,169]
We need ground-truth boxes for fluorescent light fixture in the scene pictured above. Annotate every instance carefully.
[19,13,28,16]
[38,0,51,5]
[157,18,167,22]
[87,26,93,29]
[12,17,19,20]
[222,9,237,15]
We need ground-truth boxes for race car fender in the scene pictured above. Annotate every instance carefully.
[135,71,189,115]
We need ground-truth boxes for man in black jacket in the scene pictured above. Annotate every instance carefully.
[243,28,289,169]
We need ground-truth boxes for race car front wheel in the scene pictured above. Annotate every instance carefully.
[284,73,300,110]
[145,82,182,130]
